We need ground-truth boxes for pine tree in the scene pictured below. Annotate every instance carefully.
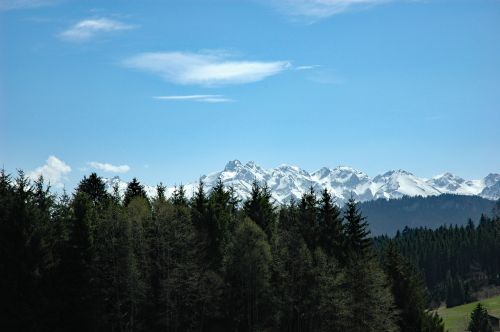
[123,177,148,207]
[312,248,349,332]
[299,186,319,249]
[224,218,273,331]
[206,178,233,269]
[171,184,188,207]
[384,241,427,332]
[344,257,398,332]
[75,172,109,207]
[318,188,343,257]
[243,180,276,238]
[93,199,138,331]
[57,192,96,330]
[191,179,207,231]
[344,197,371,255]
[468,303,494,332]
[421,312,446,332]
[0,171,43,330]
[155,182,166,202]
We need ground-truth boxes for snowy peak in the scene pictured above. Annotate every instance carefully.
[103,161,500,205]
[372,170,440,199]
[427,173,467,192]
[224,159,243,172]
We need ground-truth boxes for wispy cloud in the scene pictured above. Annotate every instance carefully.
[154,95,233,103]
[271,0,391,20]
[295,65,320,70]
[28,155,71,188]
[88,161,130,173]
[124,50,291,86]
[0,0,58,11]
[60,18,136,42]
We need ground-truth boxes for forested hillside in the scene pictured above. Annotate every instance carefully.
[374,209,500,308]
[0,171,446,332]
[360,194,496,235]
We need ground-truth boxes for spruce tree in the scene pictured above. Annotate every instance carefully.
[206,178,233,269]
[344,197,371,255]
[318,188,343,257]
[299,186,319,249]
[243,180,276,238]
[123,177,148,207]
[75,172,109,207]
[468,303,494,332]
[155,182,166,202]
[384,241,426,332]
[224,218,273,331]
[171,184,188,207]
[57,192,96,330]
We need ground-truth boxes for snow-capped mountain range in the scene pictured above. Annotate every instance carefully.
[104,160,500,205]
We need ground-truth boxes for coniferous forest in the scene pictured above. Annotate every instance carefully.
[5,170,500,332]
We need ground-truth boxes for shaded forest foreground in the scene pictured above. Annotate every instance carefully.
[4,170,494,332]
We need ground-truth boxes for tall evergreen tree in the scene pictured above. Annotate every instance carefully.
[243,181,276,238]
[318,188,343,257]
[468,303,494,332]
[75,172,109,207]
[224,218,273,331]
[299,186,319,249]
[171,184,188,207]
[155,182,166,202]
[93,199,139,331]
[123,177,148,207]
[344,197,371,255]
[57,191,96,331]
[205,178,233,269]
[384,241,427,332]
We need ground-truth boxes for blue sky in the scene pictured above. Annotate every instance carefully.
[1,0,499,189]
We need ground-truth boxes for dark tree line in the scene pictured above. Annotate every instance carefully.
[360,194,496,236]
[374,204,500,308]
[0,171,444,332]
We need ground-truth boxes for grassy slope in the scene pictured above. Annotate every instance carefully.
[436,295,500,332]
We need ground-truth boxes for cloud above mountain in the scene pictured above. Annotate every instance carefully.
[88,161,130,173]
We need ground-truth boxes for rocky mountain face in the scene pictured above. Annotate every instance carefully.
[105,160,500,205]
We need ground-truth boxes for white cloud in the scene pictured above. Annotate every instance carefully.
[271,0,391,19]
[154,94,233,103]
[295,65,320,70]
[124,51,291,86]
[88,161,130,173]
[0,0,58,10]
[60,18,135,42]
[28,155,71,188]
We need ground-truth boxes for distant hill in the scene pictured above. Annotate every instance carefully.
[359,194,497,235]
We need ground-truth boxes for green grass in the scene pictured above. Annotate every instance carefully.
[436,295,500,332]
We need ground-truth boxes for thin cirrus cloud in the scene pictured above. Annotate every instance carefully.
[123,51,291,87]
[59,18,136,42]
[88,161,130,173]
[28,155,71,188]
[154,95,233,103]
[271,0,392,19]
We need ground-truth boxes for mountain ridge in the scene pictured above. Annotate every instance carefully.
[104,160,500,204]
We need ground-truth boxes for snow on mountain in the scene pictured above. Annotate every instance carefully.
[104,161,500,205]
[372,170,441,200]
